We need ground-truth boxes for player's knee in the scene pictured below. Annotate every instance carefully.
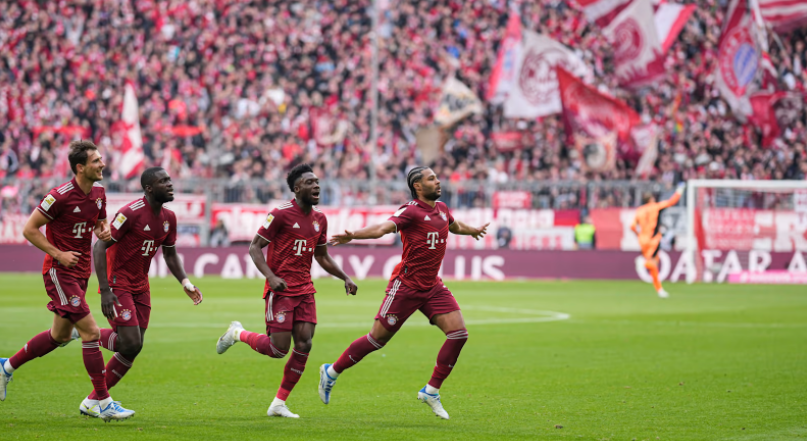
[294,339,312,353]
[118,336,143,356]
[79,328,101,342]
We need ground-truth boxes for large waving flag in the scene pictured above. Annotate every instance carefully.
[119,82,145,179]
[576,0,634,26]
[755,0,807,33]
[503,31,590,118]
[487,12,522,103]
[654,1,697,53]
[715,0,761,118]
[602,0,666,88]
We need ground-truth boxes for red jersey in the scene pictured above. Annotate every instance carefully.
[388,199,455,291]
[107,197,177,293]
[37,179,107,280]
[255,199,328,297]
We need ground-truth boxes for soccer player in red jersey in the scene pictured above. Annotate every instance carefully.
[78,166,203,417]
[0,141,134,421]
[216,164,357,418]
[319,166,488,420]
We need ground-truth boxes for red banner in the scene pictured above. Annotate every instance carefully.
[491,132,524,152]
[493,191,532,209]
[557,66,641,144]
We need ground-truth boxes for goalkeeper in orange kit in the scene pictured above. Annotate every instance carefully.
[631,182,686,298]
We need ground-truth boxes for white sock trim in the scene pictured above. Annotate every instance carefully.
[99,397,113,408]
[271,397,285,406]
[425,384,439,395]
[327,365,339,379]
[4,360,16,373]
[234,329,243,341]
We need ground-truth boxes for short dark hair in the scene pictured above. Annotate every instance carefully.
[406,166,429,199]
[141,167,166,191]
[287,163,314,192]
[68,140,98,174]
[642,192,655,204]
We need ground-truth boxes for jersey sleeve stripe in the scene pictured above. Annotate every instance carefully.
[57,184,74,194]
[36,206,54,220]
[161,244,175,247]
[256,233,271,242]
[316,243,327,246]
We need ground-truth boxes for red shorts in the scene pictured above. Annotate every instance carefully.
[107,289,151,330]
[265,293,317,334]
[375,278,460,332]
[44,269,90,323]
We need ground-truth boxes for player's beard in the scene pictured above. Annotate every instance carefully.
[423,187,441,201]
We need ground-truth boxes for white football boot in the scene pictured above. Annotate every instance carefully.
[418,386,450,419]
[79,397,101,418]
[657,289,670,299]
[0,358,12,401]
[216,321,244,354]
[98,400,135,422]
[318,363,337,404]
[268,400,300,418]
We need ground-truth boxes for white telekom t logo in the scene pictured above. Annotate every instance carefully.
[141,240,155,256]
[293,239,307,256]
[426,231,439,249]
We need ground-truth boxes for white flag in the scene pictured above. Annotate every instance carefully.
[603,0,665,88]
[119,82,144,179]
[504,31,590,119]
[433,77,483,127]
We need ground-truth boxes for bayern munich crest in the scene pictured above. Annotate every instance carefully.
[163,220,170,232]
[439,211,447,221]
[96,198,103,210]
[69,296,81,307]
[121,309,132,321]
[276,312,286,323]
[312,220,320,232]
[386,314,398,326]
[719,26,758,94]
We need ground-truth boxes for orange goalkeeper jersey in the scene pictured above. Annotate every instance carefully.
[632,192,681,242]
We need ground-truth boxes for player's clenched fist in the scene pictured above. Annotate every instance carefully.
[100,288,122,321]
[56,251,81,268]
[268,275,288,292]
[95,224,112,242]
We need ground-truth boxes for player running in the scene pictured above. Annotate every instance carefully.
[215,164,357,418]
[631,182,686,298]
[75,166,203,418]
[319,166,488,420]
[0,141,134,421]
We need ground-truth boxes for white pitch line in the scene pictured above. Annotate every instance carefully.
[147,307,570,329]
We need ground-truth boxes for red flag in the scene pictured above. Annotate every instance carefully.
[602,0,666,88]
[487,12,522,102]
[556,66,641,145]
[749,92,787,147]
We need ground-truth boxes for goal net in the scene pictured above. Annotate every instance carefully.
[685,179,807,283]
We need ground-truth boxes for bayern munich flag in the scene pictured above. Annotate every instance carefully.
[119,82,145,180]
[715,0,762,118]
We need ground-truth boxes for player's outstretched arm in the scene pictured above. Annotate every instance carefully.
[328,220,397,246]
[248,234,287,292]
[163,246,202,305]
[93,238,122,320]
[23,209,80,267]
[449,220,489,240]
[314,245,358,296]
[660,182,686,209]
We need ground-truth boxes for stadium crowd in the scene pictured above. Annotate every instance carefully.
[1,0,806,208]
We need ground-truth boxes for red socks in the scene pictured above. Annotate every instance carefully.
[239,331,288,358]
[99,329,118,352]
[428,328,468,389]
[88,353,135,400]
[81,341,110,400]
[8,330,60,369]
[276,349,308,400]
[332,334,385,374]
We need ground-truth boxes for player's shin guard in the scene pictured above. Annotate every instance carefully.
[99,329,118,352]
[240,331,287,359]
[82,341,110,400]
[8,330,61,370]
[428,328,468,390]
[332,334,385,374]
[645,260,663,291]
[88,353,134,400]
[276,349,308,401]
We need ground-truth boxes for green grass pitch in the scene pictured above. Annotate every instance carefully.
[1,274,806,440]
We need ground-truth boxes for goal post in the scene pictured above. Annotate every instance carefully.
[685,179,807,284]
